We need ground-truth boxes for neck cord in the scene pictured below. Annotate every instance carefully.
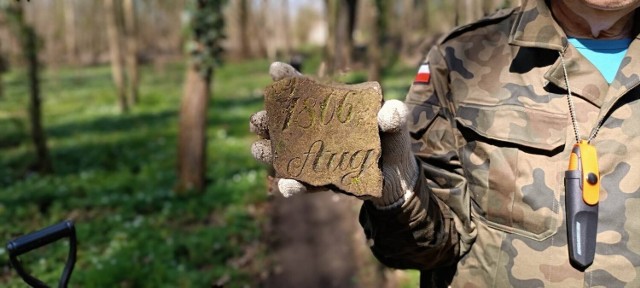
[559,51,603,143]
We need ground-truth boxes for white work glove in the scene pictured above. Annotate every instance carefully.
[250,62,418,209]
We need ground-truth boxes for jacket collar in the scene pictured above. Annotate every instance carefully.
[509,0,568,51]
[509,0,640,108]
[510,0,640,48]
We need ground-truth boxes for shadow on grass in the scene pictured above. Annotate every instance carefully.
[43,71,113,88]
[0,115,28,149]
[208,94,264,135]
[46,110,176,139]
[50,131,176,175]
[0,116,176,187]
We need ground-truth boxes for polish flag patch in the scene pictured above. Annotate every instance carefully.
[414,63,431,84]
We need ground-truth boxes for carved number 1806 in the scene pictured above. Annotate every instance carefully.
[283,90,355,130]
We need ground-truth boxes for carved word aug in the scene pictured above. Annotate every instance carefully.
[286,140,379,187]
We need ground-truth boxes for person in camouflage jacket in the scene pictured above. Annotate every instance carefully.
[251,0,640,286]
[359,0,640,286]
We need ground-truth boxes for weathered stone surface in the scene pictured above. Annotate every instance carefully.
[265,77,383,197]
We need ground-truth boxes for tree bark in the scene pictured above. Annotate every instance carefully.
[25,27,53,173]
[175,0,225,194]
[454,0,461,26]
[239,0,251,58]
[323,0,337,75]
[418,0,430,33]
[401,0,414,58]
[464,0,474,24]
[334,0,357,71]
[281,0,292,59]
[368,0,383,82]
[123,0,139,106]
[258,0,277,61]
[7,3,53,173]
[345,0,357,66]
[0,53,5,99]
[176,67,211,193]
[104,0,128,113]
[63,0,77,65]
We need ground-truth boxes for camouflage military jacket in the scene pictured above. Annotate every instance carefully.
[359,0,640,286]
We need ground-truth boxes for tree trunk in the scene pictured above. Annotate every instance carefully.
[464,0,473,24]
[400,0,413,58]
[239,0,251,58]
[259,0,277,61]
[7,3,54,173]
[176,67,211,193]
[368,0,383,82]
[175,0,225,194]
[25,27,53,174]
[462,0,483,23]
[345,0,357,66]
[104,0,128,113]
[333,0,357,71]
[63,0,77,65]
[0,52,5,99]
[281,0,292,59]
[123,0,139,106]
[323,0,337,75]
[418,0,430,33]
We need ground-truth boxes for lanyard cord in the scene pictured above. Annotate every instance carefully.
[559,51,604,143]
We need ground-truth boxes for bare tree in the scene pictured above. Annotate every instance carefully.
[323,0,337,74]
[368,0,384,82]
[323,0,358,74]
[63,0,77,65]
[123,0,139,105]
[3,2,53,174]
[400,0,414,58]
[104,0,128,113]
[176,0,226,193]
[0,46,6,99]
[256,0,276,61]
[281,0,292,59]
[418,0,430,32]
[0,1,193,67]
[335,0,357,70]
[239,0,251,58]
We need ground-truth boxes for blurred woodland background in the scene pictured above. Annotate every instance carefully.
[0,0,518,287]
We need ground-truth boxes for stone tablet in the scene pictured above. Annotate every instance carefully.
[265,77,383,197]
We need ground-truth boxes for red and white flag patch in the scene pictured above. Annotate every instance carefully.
[414,63,431,84]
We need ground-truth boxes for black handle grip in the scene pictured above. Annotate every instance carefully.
[7,220,77,288]
[7,221,75,257]
[565,170,598,270]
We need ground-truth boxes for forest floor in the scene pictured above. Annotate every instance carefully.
[0,55,420,287]
[264,185,393,288]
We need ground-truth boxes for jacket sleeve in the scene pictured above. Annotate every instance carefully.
[359,46,476,270]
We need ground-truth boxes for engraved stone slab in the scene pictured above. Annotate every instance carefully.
[265,77,383,197]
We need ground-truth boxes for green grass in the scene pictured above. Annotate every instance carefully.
[0,59,272,287]
[0,55,419,287]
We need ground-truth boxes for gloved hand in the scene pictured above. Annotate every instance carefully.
[250,62,418,209]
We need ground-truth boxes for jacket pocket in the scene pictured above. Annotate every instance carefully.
[455,103,567,240]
